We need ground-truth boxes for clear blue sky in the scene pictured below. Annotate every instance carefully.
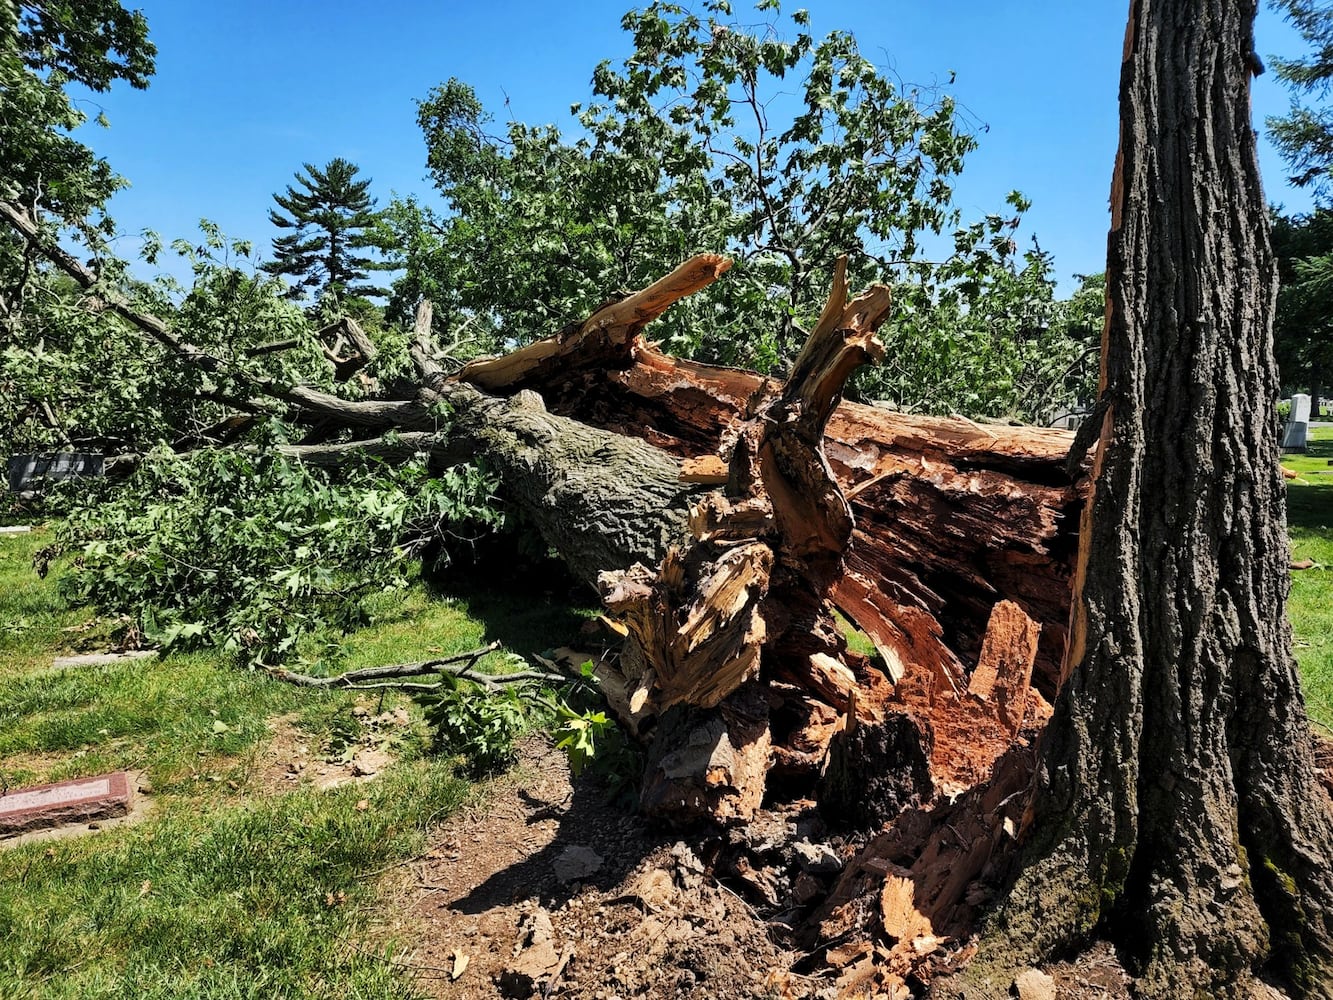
[75,2,1314,296]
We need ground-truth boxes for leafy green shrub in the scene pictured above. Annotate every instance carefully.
[52,445,504,665]
[420,673,529,777]
[550,661,643,795]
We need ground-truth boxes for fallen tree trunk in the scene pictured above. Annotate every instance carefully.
[3,205,1087,990]
[443,266,1081,707]
[477,261,1075,827]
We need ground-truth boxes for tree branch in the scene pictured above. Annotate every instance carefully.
[263,642,502,688]
[261,642,564,692]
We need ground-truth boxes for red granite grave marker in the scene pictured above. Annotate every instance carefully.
[0,771,132,835]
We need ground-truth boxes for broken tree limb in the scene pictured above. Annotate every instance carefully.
[458,253,732,392]
[2,207,1077,699]
[263,642,501,687]
[263,641,564,692]
[599,261,892,715]
[593,264,949,825]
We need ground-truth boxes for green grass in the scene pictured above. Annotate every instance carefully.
[0,528,592,1000]
[1283,427,1333,731]
[0,767,467,999]
[0,526,100,678]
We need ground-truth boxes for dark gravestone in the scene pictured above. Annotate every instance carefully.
[7,453,104,493]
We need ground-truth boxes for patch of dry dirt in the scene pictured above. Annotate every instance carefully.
[362,738,1159,999]
[376,737,819,999]
[248,707,409,795]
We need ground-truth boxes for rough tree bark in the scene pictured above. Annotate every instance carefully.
[946,2,1333,997]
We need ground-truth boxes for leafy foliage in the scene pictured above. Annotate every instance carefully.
[53,447,504,665]
[1272,208,1333,401]
[865,237,1101,419]
[265,158,391,309]
[1269,0,1333,199]
[388,1,1088,419]
[0,0,155,223]
[1,1,162,455]
[420,672,529,777]
[0,220,329,458]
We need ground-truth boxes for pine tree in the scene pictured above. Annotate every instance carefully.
[264,158,388,304]
[1269,0,1333,199]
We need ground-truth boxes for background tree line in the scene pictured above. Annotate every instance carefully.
[1269,0,1333,413]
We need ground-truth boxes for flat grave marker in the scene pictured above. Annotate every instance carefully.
[51,650,157,670]
[0,771,132,836]
[0,525,32,535]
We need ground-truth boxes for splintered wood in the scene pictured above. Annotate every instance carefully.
[576,259,1071,834]
[968,600,1042,736]
[600,259,892,723]
[436,253,1081,993]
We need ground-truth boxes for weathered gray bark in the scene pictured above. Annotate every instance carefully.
[445,384,699,588]
[948,2,1333,997]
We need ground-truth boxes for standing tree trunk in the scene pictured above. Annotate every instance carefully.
[948,2,1333,997]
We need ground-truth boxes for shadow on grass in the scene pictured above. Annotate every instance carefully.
[1288,482,1333,533]
[422,533,596,659]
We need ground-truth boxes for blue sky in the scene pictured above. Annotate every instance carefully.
[76,2,1314,296]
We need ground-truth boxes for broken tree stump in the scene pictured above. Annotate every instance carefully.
[599,261,954,825]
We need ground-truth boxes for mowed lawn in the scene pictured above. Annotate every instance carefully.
[1281,425,1333,731]
[0,528,582,1000]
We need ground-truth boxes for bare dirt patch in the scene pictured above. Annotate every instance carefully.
[248,707,409,795]
[369,737,1148,999]
[378,736,815,999]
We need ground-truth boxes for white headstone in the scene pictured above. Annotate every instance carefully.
[1284,393,1312,451]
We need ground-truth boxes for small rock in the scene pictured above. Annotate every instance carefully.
[350,749,392,777]
[793,839,843,875]
[792,871,824,906]
[499,908,562,998]
[553,844,603,884]
[730,856,780,907]
[1014,968,1057,1000]
[669,840,706,888]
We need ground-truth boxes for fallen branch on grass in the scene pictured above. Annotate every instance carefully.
[259,641,567,693]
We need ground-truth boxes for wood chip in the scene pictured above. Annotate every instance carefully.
[679,455,729,483]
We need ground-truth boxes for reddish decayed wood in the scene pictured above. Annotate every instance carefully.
[967,600,1042,735]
